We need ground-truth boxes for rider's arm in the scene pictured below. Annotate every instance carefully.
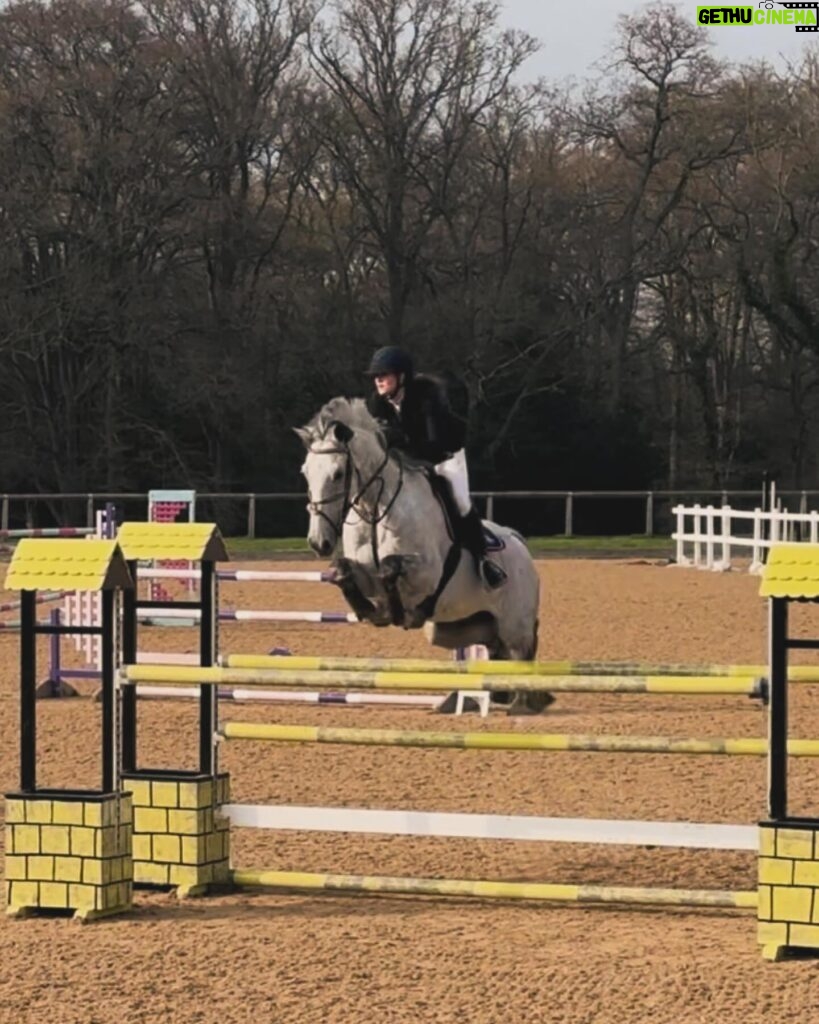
[416,379,465,462]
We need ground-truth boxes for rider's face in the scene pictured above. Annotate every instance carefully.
[374,373,401,397]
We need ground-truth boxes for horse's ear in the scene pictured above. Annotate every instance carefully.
[332,421,353,445]
[292,426,312,449]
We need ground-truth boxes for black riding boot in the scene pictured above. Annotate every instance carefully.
[459,507,507,589]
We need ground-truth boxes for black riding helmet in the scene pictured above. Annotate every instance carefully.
[365,346,414,379]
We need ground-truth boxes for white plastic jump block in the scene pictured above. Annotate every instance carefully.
[455,690,490,717]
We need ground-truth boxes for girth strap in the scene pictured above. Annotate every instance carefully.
[417,543,462,620]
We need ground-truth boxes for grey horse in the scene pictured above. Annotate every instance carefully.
[294,398,551,715]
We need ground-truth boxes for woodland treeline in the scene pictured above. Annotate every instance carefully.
[0,0,817,502]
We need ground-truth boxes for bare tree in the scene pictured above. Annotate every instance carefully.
[570,3,746,412]
[308,0,537,346]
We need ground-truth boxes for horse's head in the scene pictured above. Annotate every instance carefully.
[294,415,355,558]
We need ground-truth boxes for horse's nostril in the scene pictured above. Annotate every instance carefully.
[320,541,333,557]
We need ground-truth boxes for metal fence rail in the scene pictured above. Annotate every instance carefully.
[3,487,817,539]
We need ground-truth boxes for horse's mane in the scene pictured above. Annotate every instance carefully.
[303,396,427,471]
[305,397,383,444]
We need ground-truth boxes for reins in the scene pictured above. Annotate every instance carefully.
[307,433,405,568]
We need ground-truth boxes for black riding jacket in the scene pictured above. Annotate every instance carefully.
[366,374,466,465]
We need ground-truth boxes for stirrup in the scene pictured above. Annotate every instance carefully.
[480,558,507,589]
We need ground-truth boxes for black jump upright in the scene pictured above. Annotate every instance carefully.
[4,538,135,920]
[758,544,819,960]
[115,522,232,896]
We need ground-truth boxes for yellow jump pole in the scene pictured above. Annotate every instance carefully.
[217,722,819,756]
[122,665,761,696]
[222,654,819,683]
[231,868,758,909]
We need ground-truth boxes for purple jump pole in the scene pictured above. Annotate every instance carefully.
[35,608,82,699]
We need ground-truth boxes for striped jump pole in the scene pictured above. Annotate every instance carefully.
[0,527,96,539]
[230,869,757,909]
[137,567,337,583]
[136,686,441,707]
[217,722,819,756]
[223,653,819,683]
[0,592,65,615]
[121,664,763,697]
[137,608,358,624]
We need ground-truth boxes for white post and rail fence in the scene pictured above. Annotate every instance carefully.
[3,487,819,559]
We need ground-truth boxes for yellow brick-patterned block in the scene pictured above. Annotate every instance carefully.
[54,857,83,883]
[40,826,71,856]
[758,920,789,945]
[134,861,171,886]
[4,856,27,880]
[8,881,39,907]
[39,882,69,908]
[95,825,121,858]
[180,835,208,865]
[177,779,213,810]
[13,825,41,855]
[759,828,777,857]
[125,779,152,806]
[134,808,168,834]
[758,885,772,921]
[26,801,54,825]
[168,809,210,835]
[116,856,131,882]
[4,799,26,824]
[5,824,15,854]
[218,776,230,804]
[69,883,99,910]
[772,886,814,923]
[101,882,131,911]
[132,834,152,862]
[70,827,96,857]
[27,856,55,881]
[82,859,117,886]
[151,782,181,809]
[52,802,84,826]
[759,857,794,885]
[84,800,118,828]
[789,923,819,948]
[776,829,815,860]
[207,833,229,863]
[793,862,819,887]
[153,834,181,864]
[170,863,213,888]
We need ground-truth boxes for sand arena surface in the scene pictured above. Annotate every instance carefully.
[2,558,819,1022]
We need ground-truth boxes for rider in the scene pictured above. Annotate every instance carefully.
[364,345,507,589]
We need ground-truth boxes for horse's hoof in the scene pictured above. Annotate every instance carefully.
[505,692,555,716]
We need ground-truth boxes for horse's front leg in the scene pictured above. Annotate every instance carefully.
[330,557,392,627]
[379,553,432,629]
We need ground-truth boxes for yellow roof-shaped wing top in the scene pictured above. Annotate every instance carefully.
[760,544,819,600]
[5,539,134,592]
[116,522,228,563]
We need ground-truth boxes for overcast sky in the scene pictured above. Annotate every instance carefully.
[500,1,817,84]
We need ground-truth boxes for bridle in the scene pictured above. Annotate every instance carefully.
[306,428,404,567]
